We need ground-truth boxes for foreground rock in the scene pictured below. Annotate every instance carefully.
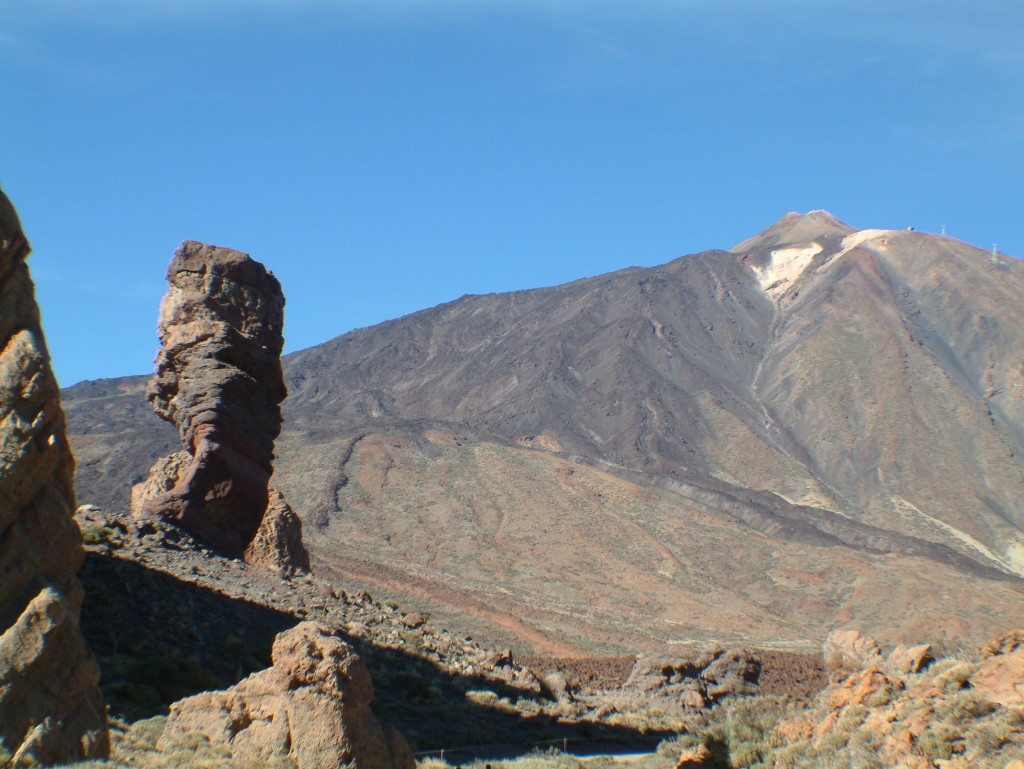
[972,631,1024,707]
[159,622,414,769]
[132,242,299,564]
[0,187,108,763]
[769,629,1023,768]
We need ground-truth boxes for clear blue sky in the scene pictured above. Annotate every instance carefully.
[3,0,1022,387]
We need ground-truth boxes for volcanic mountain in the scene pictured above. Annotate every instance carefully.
[65,211,1024,654]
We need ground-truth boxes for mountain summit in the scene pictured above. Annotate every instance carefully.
[730,209,857,254]
[64,213,1024,653]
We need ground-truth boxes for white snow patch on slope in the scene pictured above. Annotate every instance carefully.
[751,242,823,298]
[839,228,896,253]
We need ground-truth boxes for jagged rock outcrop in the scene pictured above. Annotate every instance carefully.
[823,629,884,676]
[159,622,414,769]
[625,648,762,709]
[824,629,935,680]
[244,487,311,575]
[765,630,1024,768]
[972,631,1024,707]
[132,242,291,560]
[0,187,108,763]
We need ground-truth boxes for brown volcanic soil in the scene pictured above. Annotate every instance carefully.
[75,506,833,757]
[285,426,1024,655]
[64,212,1024,656]
[755,650,827,702]
[520,656,638,690]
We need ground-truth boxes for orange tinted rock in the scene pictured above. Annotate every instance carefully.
[0,186,109,764]
[885,643,934,676]
[676,743,713,769]
[401,613,427,630]
[244,487,311,575]
[972,645,1024,707]
[160,622,413,769]
[823,630,883,675]
[982,631,1024,659]
[829,668,897,710]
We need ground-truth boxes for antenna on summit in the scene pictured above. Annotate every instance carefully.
[991,244,1000,266]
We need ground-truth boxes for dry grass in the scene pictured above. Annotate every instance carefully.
[644,652,1024,769]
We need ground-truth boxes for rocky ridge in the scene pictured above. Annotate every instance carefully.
[0,187,108,763]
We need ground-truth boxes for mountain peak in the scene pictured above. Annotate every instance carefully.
[730,210,857,255]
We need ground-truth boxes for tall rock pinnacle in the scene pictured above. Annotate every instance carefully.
[0,186,109,763]
[134,241,288,558]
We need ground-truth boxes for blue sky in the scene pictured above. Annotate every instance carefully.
[3,0,1022,386]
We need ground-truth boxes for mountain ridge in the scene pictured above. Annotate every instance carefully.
[64,212,1024,653]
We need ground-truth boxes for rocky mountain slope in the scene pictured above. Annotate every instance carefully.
[77,503,825,760]
[65,211,1024,654]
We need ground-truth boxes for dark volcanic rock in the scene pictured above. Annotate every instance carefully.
[0,186,109,763]
[133,241,286,558]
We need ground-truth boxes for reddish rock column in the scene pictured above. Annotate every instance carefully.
[135,241,287,558]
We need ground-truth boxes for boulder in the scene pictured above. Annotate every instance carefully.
[244,488,311,575]
[133,242,298,562]
[885,643,934,676]
[625,648,761,707]
[129,451,191,519]
[823,629,883,675]
[972,631,1024,707]
[0,186,108,763]
[701,649,761,699]
[982,631,1024,659]
[675,744,713,769]
[827,668,900,711]
[160,622,414,769]
[483,648,512,668]
[401,613,427,630]
[539,670,572,701]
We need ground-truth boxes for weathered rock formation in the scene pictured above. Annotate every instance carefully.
[0,187,109,763]
[132,242,303,565]
[972,631,1024,707]
[625,648,762,710]
[244,487,311,575]
[159,622,414,769]
[824,629,934,679]
[781,630,1024,767]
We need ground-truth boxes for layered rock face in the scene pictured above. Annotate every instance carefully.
[0,188,108,763]
[159,622,414,769]
[133,242,291,559]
